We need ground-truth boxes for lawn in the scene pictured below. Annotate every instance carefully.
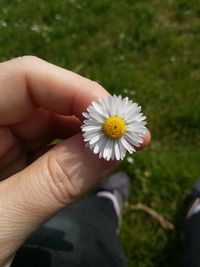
[0,0,200,266]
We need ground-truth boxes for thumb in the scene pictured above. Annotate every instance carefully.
[0,133,118,263]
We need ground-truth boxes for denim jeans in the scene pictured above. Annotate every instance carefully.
[12,195,128,267]
[182,212,200,267]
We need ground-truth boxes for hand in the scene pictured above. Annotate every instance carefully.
[0,56,150,266]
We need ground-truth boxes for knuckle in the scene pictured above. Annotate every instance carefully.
[89,80,109,97]
[11,56,43,72]
[46,154,78,205]
[20,56,45,72]
[91,80,104,90]
[7,55,40,67]
[84,78,105,91]
[20,55,41,64]
[0,56,41,69]
[0,56,41,80]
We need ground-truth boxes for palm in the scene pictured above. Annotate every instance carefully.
[0,108,81,180]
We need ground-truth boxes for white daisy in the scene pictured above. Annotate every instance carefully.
[81,95,147,161]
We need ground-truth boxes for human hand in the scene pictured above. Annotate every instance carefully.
[0,56,150,266]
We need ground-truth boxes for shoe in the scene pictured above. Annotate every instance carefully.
[95,171,130,221]
[185,179,200,219]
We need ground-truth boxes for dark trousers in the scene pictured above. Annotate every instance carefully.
[182,213,200,267]
[12,196,128,267]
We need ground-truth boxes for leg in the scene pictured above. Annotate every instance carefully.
[12,172,129,267]
[183,213,200,267]
[182,179,200,267]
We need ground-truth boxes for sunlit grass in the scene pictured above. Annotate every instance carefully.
[0,0,199,266]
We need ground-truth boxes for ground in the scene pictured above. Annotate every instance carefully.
[0,0,200,266]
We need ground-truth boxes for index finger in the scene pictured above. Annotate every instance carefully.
[0,56,109,125]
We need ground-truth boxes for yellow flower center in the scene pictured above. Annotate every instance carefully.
[103,116,126,139]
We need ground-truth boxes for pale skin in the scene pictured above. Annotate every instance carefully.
[0,56,151,266]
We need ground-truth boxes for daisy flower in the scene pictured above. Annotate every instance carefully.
[81,95,147,161]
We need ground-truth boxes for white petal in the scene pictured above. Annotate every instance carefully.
[107,140,115,161]
[99,138,108,159]
[126,114,146,124]
[121,137,136,153]
[103,139,113,161]
[111,141,116,160]
[114,140,121,160]
[99,97,110,117]
[93,136,107,154]
[88,109,105,123]
[92,101,107,118]
[115,95,123,116]
[83,132,100,142]
[83,128,102,139]
[118,97,129,117]
[83,118,103,125]
[89,133,104,145]
[110,95,116,116]
[124,132,141,147]
[126,125,146,132]
[122,103,138,118]
[126,124,147,134]
[82,125,102,132]
[135,114,146,121]
[82,112,90,118]
[131,121,147,127]
[111,140,117,160]
[118,139,127,160]
[123,106,141,121]
[126,125,147,137]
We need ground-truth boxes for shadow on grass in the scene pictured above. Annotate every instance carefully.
[155,201,186,267]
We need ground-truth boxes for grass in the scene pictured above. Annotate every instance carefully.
[0,0,200,266]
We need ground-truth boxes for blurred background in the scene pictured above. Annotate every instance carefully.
[0,0,199,266]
